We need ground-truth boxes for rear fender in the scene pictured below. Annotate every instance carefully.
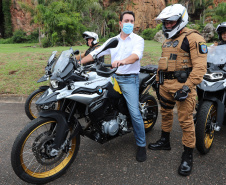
[39,110,81,149]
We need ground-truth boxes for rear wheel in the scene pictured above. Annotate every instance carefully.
[11,117,80,184]
[196,101,216,154]
[25,88,61,120]
[140,94,158,133]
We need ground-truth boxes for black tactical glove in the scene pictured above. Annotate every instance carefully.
[174,85,190,101]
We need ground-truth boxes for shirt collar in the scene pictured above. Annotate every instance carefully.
[118,32,134,40]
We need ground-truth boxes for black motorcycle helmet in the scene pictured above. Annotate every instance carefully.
[216,22,226,41]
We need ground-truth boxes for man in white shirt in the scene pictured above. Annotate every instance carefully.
[81,11,146,162]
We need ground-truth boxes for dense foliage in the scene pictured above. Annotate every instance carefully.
[1,0,225,46]
[2,0,13,38]
[211,2,226,23]
[20,0,120,47]
[141,24,162,40]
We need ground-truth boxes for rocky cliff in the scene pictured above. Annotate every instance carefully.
[124,0,166,31]
[9,0,166,34]
[8,0,226,34]
[10,0,39,34]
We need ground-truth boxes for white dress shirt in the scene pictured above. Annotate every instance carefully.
[89,32,144,74]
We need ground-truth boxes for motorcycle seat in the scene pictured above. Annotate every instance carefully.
[139,73,151,87]
[140,65,158,73]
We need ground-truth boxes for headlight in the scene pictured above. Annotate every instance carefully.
[204,72,224,81]
[50,80,59,88]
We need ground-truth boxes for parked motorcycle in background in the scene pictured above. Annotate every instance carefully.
[11,38,159,184]
[195,45,226,154]
[24,51,58,120]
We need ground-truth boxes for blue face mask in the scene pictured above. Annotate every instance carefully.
[122,23,134,34]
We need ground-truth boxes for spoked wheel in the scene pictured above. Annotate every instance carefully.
[196,101,216,154]
[140,94,158,133]
[11,117,80,184]
[25,88,61,120]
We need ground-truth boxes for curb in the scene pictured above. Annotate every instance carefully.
[0,95,28,103]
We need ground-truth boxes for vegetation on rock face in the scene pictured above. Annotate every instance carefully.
[211,2,226,23]
[1,0,122,46]
[0,0,225,46]
[2,0,13,38]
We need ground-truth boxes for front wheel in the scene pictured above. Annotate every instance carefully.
[11,117,80,184]
[196,101,216,154]
[25,88,61,120]
[140,94,158,133]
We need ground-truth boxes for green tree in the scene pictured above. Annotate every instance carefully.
[19,0,87,46]
[194,0,214,24]
[211,2,226,23]
[2,0,12,38]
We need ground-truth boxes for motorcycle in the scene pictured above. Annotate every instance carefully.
[24,51,58,120]
[195,45,226,154]
[11,38,159,184]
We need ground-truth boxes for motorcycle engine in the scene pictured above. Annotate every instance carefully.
[102,119,119,136]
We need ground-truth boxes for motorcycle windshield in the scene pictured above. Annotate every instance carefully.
[48,51,57,65]
[207,45,226,65]
[51,48,73,76]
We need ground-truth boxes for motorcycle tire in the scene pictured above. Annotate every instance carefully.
[140,94,158,133]
[11,117,80,184]
[25,88,61,120]
[196,101,216,154]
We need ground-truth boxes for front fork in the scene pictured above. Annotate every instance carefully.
[40,100,82,156]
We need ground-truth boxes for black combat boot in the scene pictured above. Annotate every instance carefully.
[148,131,171,150]
[178,146,193,176]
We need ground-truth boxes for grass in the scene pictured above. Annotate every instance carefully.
[0,40,162,95]
[1,40,211,96]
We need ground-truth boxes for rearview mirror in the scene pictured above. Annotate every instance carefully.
[96,38,119,58]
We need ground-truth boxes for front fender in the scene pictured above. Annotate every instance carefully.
[197,80,225,92]
[39,110,81,149]
[198,96,224,128]
[35,89,59,105]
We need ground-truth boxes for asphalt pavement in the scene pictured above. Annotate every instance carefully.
[0,101,226,185]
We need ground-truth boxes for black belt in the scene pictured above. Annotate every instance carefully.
[116,73,138,76]
[163,72,177,79]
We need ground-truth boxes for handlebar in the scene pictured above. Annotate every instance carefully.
[102,64,112,68]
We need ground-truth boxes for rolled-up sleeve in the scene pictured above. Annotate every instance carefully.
[132,37,144,60]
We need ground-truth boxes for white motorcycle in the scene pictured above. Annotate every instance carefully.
[11,38,159,184]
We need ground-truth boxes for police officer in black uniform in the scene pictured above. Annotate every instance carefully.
[76,31,104,65]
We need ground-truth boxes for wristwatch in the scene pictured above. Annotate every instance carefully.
[182,85,191,93]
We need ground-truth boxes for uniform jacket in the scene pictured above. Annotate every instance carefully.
[157,27,207,89]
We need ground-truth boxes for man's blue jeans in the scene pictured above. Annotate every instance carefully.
[113,74,146,147]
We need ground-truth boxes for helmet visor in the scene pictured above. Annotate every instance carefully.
[165,15,180,21]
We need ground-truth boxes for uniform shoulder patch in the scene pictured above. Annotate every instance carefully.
[198,42,208,54]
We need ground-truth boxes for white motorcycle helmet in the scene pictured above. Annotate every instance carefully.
[216,22,226,41]
[82,31,99,46]
[156,4,188,39]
